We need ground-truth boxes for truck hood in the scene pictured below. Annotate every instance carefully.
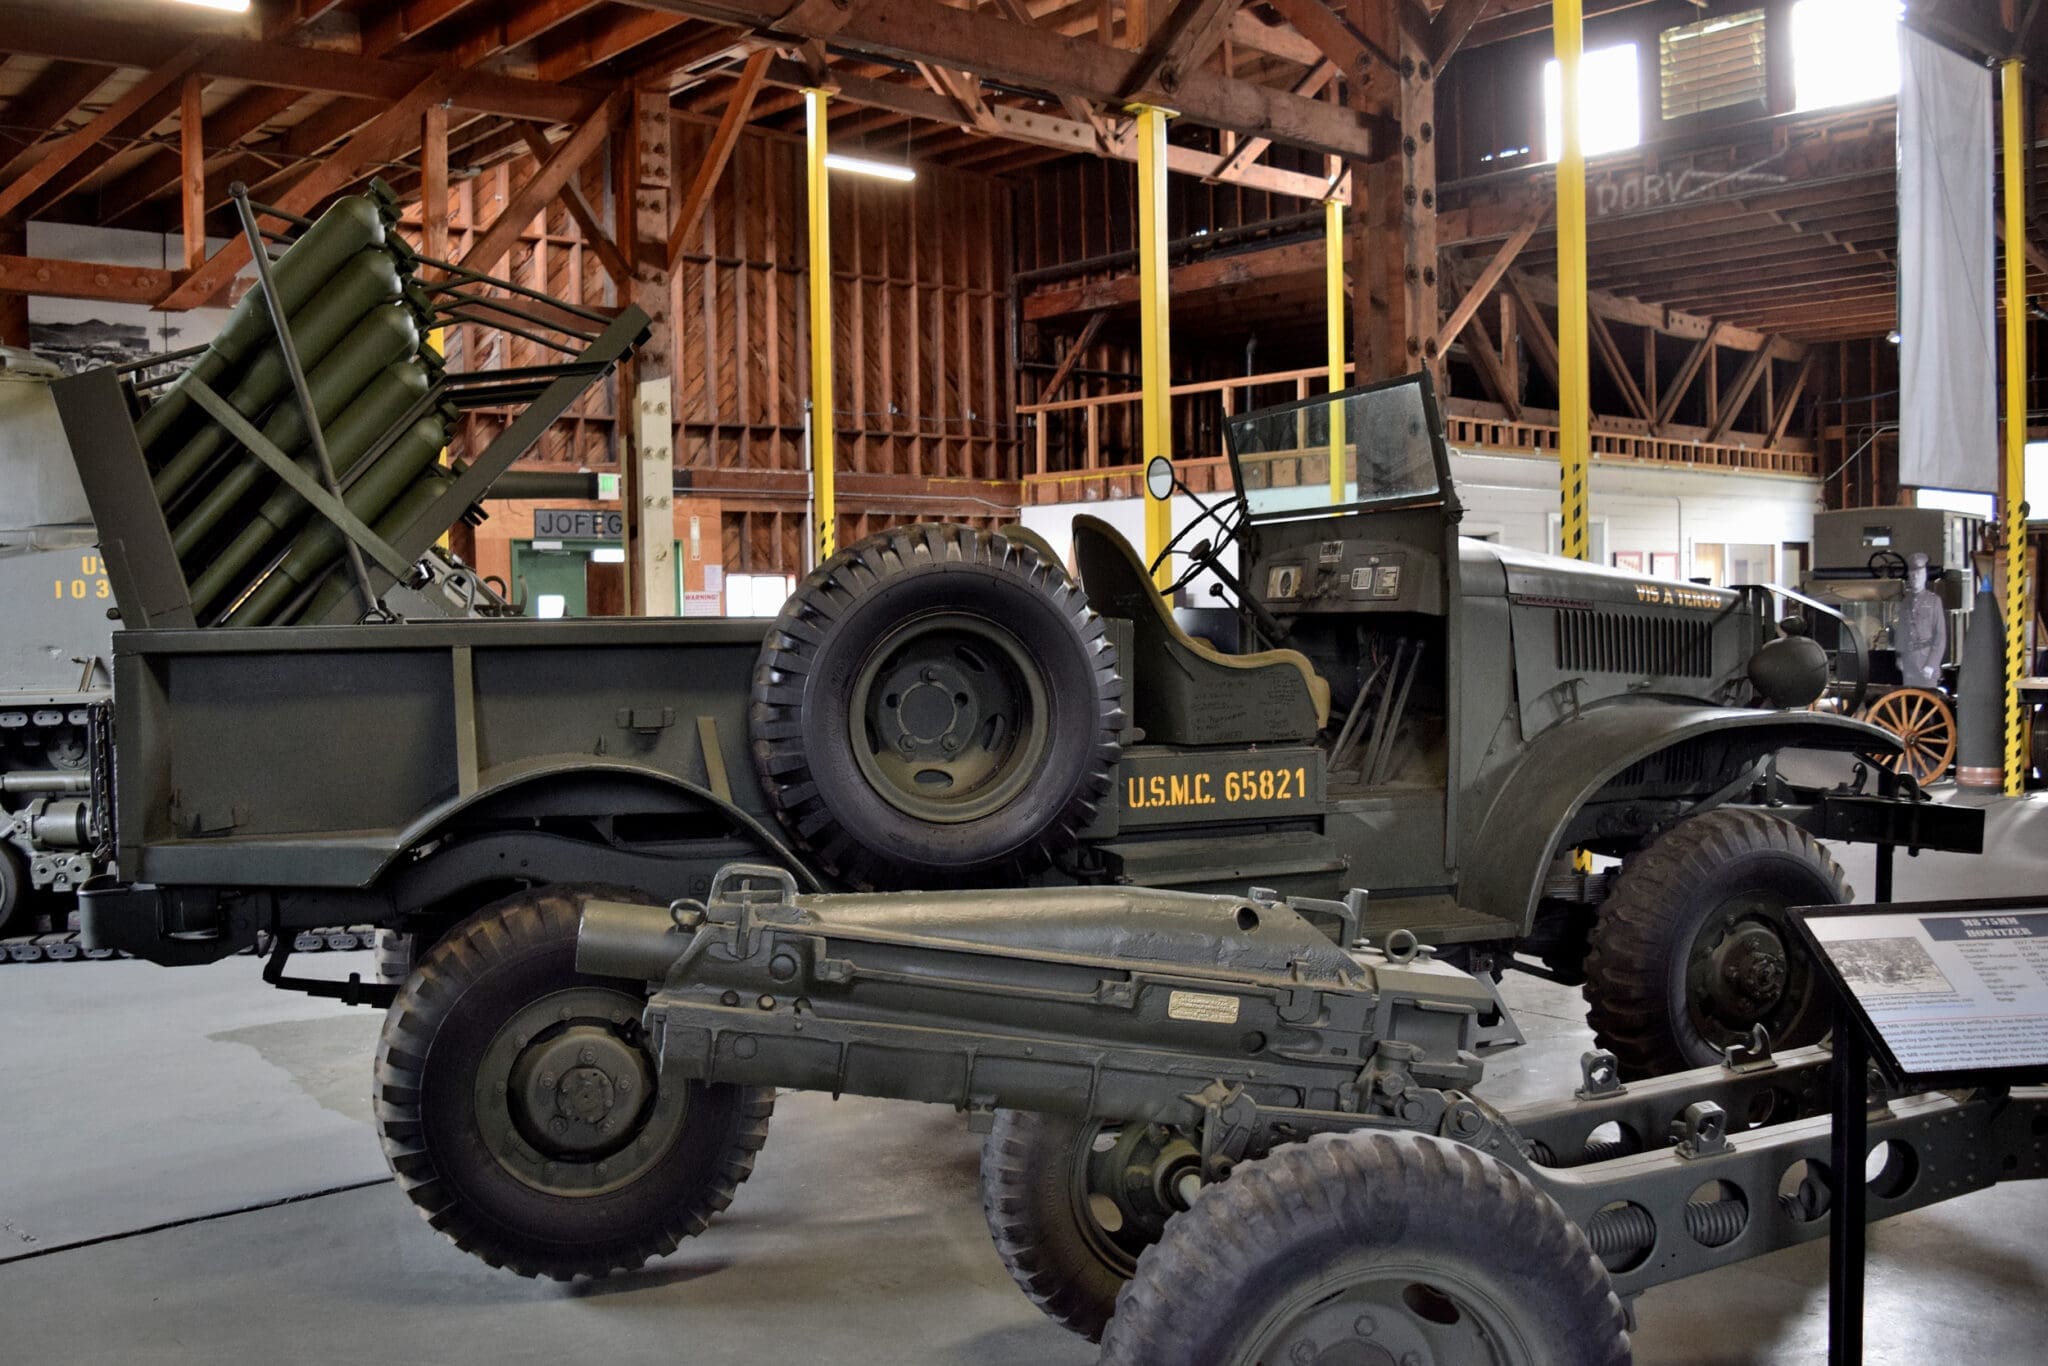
[1458,537,1742,614]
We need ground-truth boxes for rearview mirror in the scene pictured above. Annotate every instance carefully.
[1145,455,1175,502]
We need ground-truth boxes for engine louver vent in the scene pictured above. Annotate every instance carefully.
[1556,610,1713,678]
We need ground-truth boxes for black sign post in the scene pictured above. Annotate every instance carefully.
[1794,880,2048,1366]
[1824,987,1867,1366]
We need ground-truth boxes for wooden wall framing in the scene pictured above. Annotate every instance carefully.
[425,119,1020,576]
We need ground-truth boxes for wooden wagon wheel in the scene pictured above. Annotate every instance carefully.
[1861,688,1957,785]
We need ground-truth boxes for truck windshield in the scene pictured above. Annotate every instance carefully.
[1223,374,1448,521]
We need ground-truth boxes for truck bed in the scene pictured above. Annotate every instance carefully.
[111,616,774,887]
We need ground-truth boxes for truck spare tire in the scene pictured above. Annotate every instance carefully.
[751,523,1123,889]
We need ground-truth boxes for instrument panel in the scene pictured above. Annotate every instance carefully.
[1254,536,1440,615]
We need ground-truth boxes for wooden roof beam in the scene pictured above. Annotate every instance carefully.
[1434,205,1543,355]
[1023,237,1327,319]
[533,10,689,82]
[0,61,114,173]
[668,47,771,267]
[1206,57,1336,186]
[760,57,1347,201]
[0,251,174,303]
[0,8,591,123]
[1120,0,1244,99]
[0,42,209,223]
[1707,345,1772,443]
[1260,0,1397,78]
[1429,0,1491,69]
[93,85,307,226]
[1505,269,1807,359]
[630,0,1390,161]
[514,120,631,283]
[362,0,490,57]
[159,66,469,310]
[456,88,621,277]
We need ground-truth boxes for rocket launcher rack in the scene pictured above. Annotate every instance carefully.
[48,180,650,631]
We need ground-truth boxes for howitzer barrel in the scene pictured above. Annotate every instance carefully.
[577,898,683,981]
[577,866,1493,1131]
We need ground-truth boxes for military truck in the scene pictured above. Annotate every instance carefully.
[63,293,1984,1299]
[1,348,114,933]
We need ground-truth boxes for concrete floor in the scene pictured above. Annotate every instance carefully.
[5,794,2047,1364]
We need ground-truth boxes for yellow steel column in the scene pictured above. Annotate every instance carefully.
[805,87,837,563]
[1134,103,1175,589]
[1554,0,1591,561]
[2002,59,2029,796]
[1326,198,1346,503]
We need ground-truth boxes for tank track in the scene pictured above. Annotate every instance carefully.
[0,925,380,965]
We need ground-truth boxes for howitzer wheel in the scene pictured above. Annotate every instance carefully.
[373,884,775,1279]
[1860,687,1956,785]
[0,844,26,936]
[1584,809,1849,1079]
[1099,1130,1631,1366]
[982,1110,1203,1341]
[751,523,1122,890]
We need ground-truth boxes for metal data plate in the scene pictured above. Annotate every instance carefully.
[1113,746,1326,828]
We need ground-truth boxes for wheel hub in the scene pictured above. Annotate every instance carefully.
[1257,1276,1513,1366]
[475,986,689,1195]
[1074,1123,1204,1276]
[1714,926,1789,1010]
[851,614,1048,824]
[877,660,978,753]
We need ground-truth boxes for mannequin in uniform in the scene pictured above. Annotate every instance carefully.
[1895,551,1947,689]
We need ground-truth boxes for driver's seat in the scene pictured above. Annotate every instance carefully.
[1071,515,1329,745]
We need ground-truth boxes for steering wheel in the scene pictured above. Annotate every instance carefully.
[1868,549,1909,580]
[1148,492,1246,588]
[1166,539,1219,595]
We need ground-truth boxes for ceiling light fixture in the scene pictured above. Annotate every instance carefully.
[825,152,916,183]
[171,0,252,11]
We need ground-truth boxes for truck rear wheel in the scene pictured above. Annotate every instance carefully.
[1099,1131,1631,1366]
[982,1110,1200,1341]
[1583,809,1849,1078]
[372,885,774,1279]
[750,523,1122,890]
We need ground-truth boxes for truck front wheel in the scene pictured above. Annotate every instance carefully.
[373,885,774,1279]
[1583,809,1850,1078]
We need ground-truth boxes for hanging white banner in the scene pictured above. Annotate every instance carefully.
[1898,27,1996,493]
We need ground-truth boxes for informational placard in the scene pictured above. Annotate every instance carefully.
[1795,899,2048,1086]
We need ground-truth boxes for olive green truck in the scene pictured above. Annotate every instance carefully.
[31,193,1986,1339]
[69,369,1975,1267]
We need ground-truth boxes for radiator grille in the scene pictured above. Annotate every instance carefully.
[1556,610,1714,678]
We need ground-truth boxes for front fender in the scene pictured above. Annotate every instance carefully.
[377,753,818,889]
[1459,706,1898,931]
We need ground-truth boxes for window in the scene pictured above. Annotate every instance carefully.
[1793,0,1902,112]
[1544,42,1643,161]
[726,572,795,617]
[1660,9,1767,120]
[1914,488,1995,519]
[2028,441,2048,514]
